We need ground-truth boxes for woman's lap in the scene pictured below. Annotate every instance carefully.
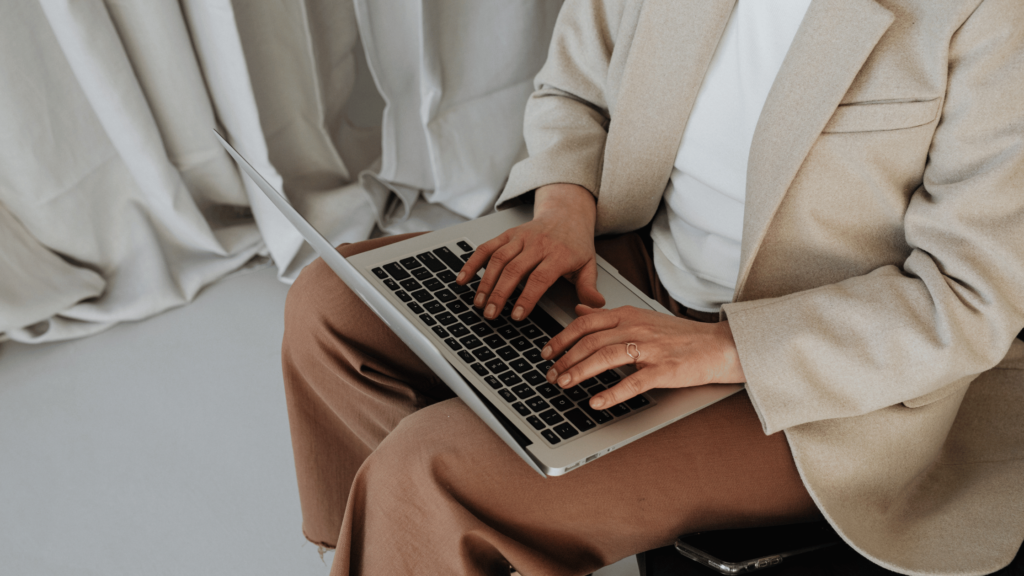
[282,231,817,576]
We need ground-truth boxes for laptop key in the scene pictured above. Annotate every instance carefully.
[459,335,483,349]
[449,324,469,338]
[523,370,545,386]
[528,306,564,338]
[550,395,574,412]
[431,326,449,338]
[423,278,444,292]
[511,384,536,400]
[383,278,400,291]
[523,349,543,363]
[432,246,465,274]
[408,302,424,314]
[446,300,468,314]
[539,360,554,373]
[444,338,461,351]
[498,389,516,403]
[564,408,597,431]
[539,409,564,426]
[418,313,435,326]
[435,289,456,303]
[581,404,614,424]
[399,257,422,270]
[499,371,522,386]
[437,270,456,283]
[536,383,560,399]
[412,289,433,303]
[412,267,433,281]
[541,429,561,445]
[608,403,632,417]
[461,253,472,262]
[459,311,483,326]
[383,263,410,280]
[459,291,475,303]
[449,282,471,294]
[484,376,502,390]
[496,346,519,361]
[581,378,603,390]
[565,386,590,403]
[424,301,444,314]
[526,415,545,430]
[372,267,388,279]
[470,324,493,338]
[436,312,457,326]
[512,402,532,417]
[525,397,550,413]
[470,363,489,377]
[458,351,474,364]
[519,324,543,340]
[484,315,508,328]
[510,359,532,373]
[416,252,446,273]
[534,338,548,349]
[484,358,507,373]
[625,395,651,410]
[473,348,496,362]
[496,325,519,340]
[400,278,421,291]
[596,370,621,385]
[457,240,473,252]
[510,337,532,352]
[554,423,579,440]
[395,290,411,302]
[483,335,505,349]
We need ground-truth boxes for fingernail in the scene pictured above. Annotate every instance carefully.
[484,304,496,318]
[456,272,465,283]
[546,369,557,383]
[541,346,552,359]
[512,306,524,321]
[591,397,605,409]
[557,373,571,387]
[475,293,486,308]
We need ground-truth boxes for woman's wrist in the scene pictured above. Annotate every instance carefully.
[712,321,746,384]
[533,183,596,223]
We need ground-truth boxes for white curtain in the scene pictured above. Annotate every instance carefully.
[0,0,562,344]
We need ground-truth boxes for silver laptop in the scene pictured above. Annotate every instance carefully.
[216,131,743,477]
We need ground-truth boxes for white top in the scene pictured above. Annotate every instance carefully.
[650,0,811,312]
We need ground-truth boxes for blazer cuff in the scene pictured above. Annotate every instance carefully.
[496,154,602,210]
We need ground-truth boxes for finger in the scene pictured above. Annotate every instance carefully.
[541,308,618,361]
[549,329,626,383]
[589,370,652,410]
[573,260,606,308]
[483,248,544,319]
[457,233,508,285]
[510,260,564,321]
[550,343,629,389]
[473,238,525,309]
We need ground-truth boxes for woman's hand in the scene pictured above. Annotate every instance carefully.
[542,304,746,410]
[457,183,606,320]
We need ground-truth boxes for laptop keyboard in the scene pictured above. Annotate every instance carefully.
[370,239,654,447]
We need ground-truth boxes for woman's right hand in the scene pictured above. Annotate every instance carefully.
[456,183,606,321]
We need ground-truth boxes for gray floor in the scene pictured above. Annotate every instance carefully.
[0,264,638,576]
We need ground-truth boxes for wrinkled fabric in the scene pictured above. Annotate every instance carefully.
[0,0,558,342]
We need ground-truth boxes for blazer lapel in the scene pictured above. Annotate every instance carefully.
[733,0,894,300]
[597,0,735,235]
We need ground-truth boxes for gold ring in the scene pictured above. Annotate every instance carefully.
[625,342,640,363]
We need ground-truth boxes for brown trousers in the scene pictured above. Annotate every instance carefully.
[281,232,818,576]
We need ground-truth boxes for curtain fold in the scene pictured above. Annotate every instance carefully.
[0,0,562,343]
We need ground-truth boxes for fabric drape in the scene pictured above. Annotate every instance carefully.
[0,0,561,343]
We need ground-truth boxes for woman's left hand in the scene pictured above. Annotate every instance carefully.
[542,304,747,410]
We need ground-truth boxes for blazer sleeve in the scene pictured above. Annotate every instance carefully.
[723,0,1024,435]
[495,0,627,207]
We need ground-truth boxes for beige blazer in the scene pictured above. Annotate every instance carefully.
[497,0,1024,573]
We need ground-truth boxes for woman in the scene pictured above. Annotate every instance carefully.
[282,0,1024,574]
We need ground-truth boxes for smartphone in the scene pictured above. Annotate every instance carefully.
[674,521,841,574]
